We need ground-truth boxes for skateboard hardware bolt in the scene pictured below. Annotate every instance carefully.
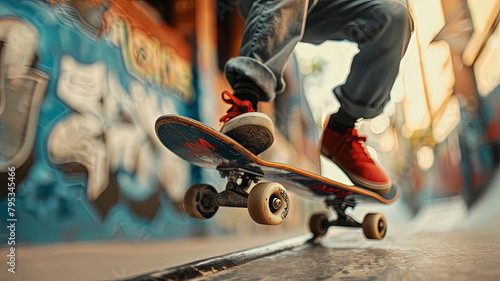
[379,221,385,230]
[272,197,282,210]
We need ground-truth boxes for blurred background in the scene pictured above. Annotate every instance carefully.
[0,0,499,279]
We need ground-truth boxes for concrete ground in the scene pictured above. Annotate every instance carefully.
[1,230,304,281]
[130,171,500,281]
[198,229,500,281]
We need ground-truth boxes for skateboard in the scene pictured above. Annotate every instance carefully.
[155,115,399,240]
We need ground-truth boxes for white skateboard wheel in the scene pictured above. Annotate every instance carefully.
[362,213,387,240]
[248,182,289,225]
[183,184,218,219]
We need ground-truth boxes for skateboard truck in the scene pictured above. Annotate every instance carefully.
[182,165,290,225]
[309,198,387,240]
[327,198,362,228]
[214,166,264,208]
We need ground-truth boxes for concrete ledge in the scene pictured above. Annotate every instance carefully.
[124,234,312,281]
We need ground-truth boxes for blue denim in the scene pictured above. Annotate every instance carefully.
[224,0,413,119]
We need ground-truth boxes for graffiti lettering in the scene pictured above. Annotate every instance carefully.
[49,57,189,201]
[0,18,48,171]
[106,18,193,102]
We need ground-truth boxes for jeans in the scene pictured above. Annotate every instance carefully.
[224,0,413,119]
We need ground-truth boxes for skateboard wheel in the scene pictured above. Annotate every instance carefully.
[309,213,329,237]
[248,182,289,225]
[362,213,387,240]
[183,184,219,219]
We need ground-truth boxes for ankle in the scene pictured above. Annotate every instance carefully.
[233,75,260,110]
[233,92,259,111]
[327,110,356,133]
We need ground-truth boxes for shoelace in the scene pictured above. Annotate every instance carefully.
[219,91,255,124]
[345,129,372,162]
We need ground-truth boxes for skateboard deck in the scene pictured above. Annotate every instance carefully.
[155,115,398,204]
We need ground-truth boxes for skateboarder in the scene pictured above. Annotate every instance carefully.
[218,0,413,194]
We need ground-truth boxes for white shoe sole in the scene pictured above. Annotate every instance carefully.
[345,171,392,194]
[221,112,274,155]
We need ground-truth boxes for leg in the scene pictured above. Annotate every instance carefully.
[219,0,312,155]
[224,0,311,102]
[303,0,412,120]
[304,0,413,193]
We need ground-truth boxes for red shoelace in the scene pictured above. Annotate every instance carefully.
[344,129,372,162]
[219,91,255,124]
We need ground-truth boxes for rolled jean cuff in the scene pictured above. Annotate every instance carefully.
[224,57,282,102]
[334,87,386,119]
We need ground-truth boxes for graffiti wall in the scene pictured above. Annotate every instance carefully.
[0,0,204,243]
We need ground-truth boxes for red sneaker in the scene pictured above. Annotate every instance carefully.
[320,122,392,194]
[219,91,274,155]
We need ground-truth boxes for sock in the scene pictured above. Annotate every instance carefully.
[233,75,260,110]
[327,107,357,133]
